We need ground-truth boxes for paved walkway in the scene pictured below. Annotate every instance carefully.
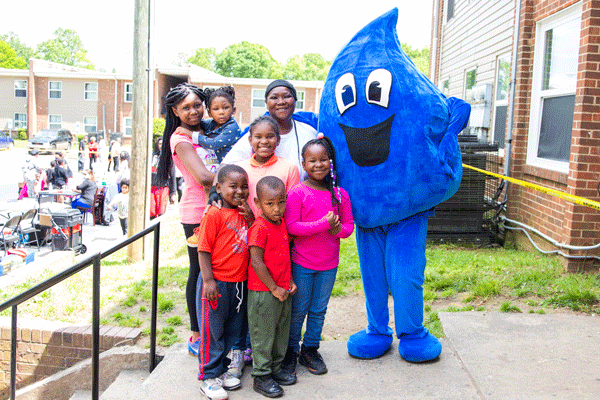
[134,312,600,400]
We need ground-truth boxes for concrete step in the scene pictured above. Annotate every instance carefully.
[132,340,477,399]
[100,369,150,400]
[69,390,96,399]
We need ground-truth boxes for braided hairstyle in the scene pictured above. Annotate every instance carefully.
[301,134,341,209]
[155,83,205,186]
[204,85,235,111]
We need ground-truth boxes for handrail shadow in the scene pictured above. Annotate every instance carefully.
[0,220,161,400]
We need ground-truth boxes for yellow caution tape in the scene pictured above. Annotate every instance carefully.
[462,163,600,212]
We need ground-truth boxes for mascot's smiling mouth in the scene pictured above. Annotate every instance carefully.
[339,114,394,167]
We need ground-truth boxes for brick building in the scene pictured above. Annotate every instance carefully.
[430,0,600,270]
[0,60,323,140]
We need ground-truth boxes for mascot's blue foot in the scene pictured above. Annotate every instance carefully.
[398,328,442,363]
[347,329,393,359]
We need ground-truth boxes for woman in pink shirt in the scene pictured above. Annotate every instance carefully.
[156,83,217,356]
[281,134,354,377]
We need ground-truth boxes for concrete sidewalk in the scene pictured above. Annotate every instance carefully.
[134,312,600,400]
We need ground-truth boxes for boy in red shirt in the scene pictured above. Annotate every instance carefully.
[248,176,298,398]
[196,164,254,400]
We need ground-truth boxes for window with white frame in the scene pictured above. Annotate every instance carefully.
[124,117,132,135]
[252,89,266,108]
[440,79,450,96]
[49,115,62,129]
[125,83,133,102]
[527,3,581,172]
[14,80,27,98]
[84,117,97,132]
[465,68,476,94]
[295,91,305,110]
[493,54,511,149]
[49,81,62,99]
[446,0,455,23]
[85,82,98,100]
[14,113,26,129]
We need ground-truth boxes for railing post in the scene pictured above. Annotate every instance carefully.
[150,223,160,372]
[92,254,101,400]
[10,305,17,400]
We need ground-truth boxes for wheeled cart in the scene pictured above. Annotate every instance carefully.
[50,209,87,254]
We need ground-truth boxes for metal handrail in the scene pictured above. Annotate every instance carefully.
[0,220,161,400]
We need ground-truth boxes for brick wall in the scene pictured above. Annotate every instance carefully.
[34,77,49,133]
[508,0,600,271]
[0,318,141,399]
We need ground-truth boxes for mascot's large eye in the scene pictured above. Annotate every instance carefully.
[365,69,392,108]
[335,73,357,115]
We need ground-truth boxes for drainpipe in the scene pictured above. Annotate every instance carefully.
[430,0,440,82]
[503,0,523,202]
[114,77,118,133]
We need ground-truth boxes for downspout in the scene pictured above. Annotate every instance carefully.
[430,0,440,82]
[503,0,523,202]
[114,77,118,133]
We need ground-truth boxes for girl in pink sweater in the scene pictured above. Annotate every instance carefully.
[282,134,354,378]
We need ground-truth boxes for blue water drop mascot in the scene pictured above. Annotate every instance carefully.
[319,8,471,362]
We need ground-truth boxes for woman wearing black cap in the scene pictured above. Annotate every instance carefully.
[220,79,318,180]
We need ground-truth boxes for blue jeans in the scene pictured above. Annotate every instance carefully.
[71,198,91,209]
[288,263,337,351]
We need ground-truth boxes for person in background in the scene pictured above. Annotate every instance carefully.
[150,137,176,219]
[55,151,73,178]
[108,178,130,235]
[88,136,98,170]
[72,169,98,211]
[46,160,57,190]
[116,151,130,187]
[108,137,121,172]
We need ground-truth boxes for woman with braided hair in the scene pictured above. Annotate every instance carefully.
[156,82,217,357]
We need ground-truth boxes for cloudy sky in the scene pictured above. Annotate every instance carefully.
[3,0,433,74]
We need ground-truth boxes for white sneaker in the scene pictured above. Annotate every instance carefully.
[219,371,241,390]
[228,349,244,378]
[200,378,228,400]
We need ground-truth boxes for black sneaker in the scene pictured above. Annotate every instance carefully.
[272,370,297,386]
[253,375,284,398]
[281,347,298,375]
[299,345,327,375]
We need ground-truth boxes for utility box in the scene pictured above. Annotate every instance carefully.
[428,138,500,243]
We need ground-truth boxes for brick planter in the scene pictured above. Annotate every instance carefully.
[0,317,141,399]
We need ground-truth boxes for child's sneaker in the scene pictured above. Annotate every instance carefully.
[188,336,200,356]
[228,349,244,378]
[243,347,253,365]
[200,378,228,400]
[186,227,200,247]
[299,345,327,375]
[218,371,241,390]
[281,347,298,375]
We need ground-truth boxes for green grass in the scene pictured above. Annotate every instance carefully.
[3,214,599,348]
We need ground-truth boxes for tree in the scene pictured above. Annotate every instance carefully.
[283,53,331,81]
[37,28,94,69]
[215,42,280,79]
[0,40,28,69]
[401,43,430,77]
[184,47,217,70]
[1,32,34,66]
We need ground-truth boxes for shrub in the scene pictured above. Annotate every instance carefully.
[17,129,27,140]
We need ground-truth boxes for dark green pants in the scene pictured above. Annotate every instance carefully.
[248,290,292,376]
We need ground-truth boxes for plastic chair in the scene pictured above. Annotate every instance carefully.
[0,214,22,256]
[91,188,105,226]
[18,209,40,250]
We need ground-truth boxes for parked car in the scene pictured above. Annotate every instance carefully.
[0,130,14,150]
[27,129,73,153]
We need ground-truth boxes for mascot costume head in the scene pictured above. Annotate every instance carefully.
[319,8,470,361]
